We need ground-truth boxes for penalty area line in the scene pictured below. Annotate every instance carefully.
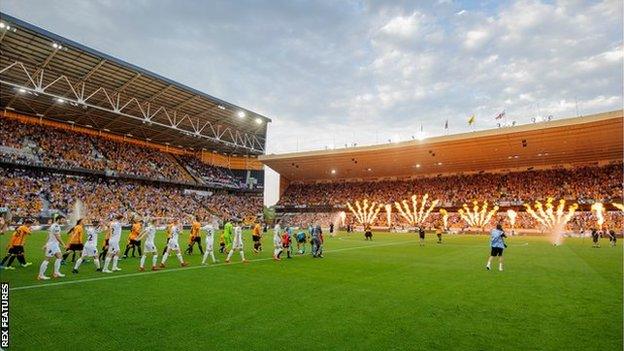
[10,240,412,291]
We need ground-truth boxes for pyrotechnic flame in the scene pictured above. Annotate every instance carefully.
[384,204,392,226]
[458,200,499,228]
[339,211,346,226]
[393,194,439,226]
[524,198,578,245]
[507,209,517,227]
[346,200,383,225]
[612,202,624,212]
[591,202,605,227]
[439,208,448,229]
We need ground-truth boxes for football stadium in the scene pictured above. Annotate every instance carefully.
[0,3,623,351]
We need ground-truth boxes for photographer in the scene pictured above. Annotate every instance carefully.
[486,223,507,271]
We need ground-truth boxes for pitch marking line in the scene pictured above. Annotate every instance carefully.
[10,240,415,291]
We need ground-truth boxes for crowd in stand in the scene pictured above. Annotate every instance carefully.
[178,155,242,188]
[279,163,622,207]
[0,117,253,187]
[0,168,262,222]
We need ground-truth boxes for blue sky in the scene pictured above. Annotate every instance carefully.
[1,0,622,205]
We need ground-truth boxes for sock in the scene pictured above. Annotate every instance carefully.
[161,253,169,264]
[210,252,216,263]
[16,255,26,265]
[273,248,279,257]
[1,255,10,266]
[137,246,142,257]
[74,258,83,270]
[152,255,158,267]
[140,255,147,268]
[103,257,111,270]
[176,253,184,263]
[39,261,49,276]
[239,251,245,261]
[499,263,503,270]
[54,258,62,274]
[124,245,131,257]
[94,258,101,269]
[198,243,204,255]
[202,251,208,264]
[226,250,234,261]
[112,256,119,269]
[277,250,282,258]
[62,252,69,261]
[71,251,76,262]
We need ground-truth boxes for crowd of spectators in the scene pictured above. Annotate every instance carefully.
[0,117,251,187]
[178,155,243,188]
[0,168,262,222]
[279,163,622,207]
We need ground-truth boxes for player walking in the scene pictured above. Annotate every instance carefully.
[364,224,373,241]
[226,220,248,264]
[418,227,426,246]
[137,218,159,271]
[61,219,85,264]
[102,215,124,273]
[38,215,66,279]
[273,220,283,260]
[486,224,507,271]
[160,219,189,268]
[252,222,262,253]
[185,217,203,255]
[1,219,34,269]
[73,220,102,273]
[311,224,324,258]
[123,218,142,258]
[201,221,218,265]
[281,226,293,259]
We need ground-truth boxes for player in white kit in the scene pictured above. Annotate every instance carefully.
[201,221,218,265]
[102,215,124,273]
[137,218,159,271]
[226,220,248,264]
[38,215,67,280]
[160,219,189,268]
[72,220,102,273]
[273,220,283,261]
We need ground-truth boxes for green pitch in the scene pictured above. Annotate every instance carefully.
[1,230,621,350]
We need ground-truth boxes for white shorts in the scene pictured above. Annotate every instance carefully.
[144,242,157,253]
[45,242,61,257]
[108,241,120,255]
[81,246,98,257]
[232,241,243,250]
[205,243,213,251]
[167,240,179,251]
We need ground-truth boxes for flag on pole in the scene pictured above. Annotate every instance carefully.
[494,110,506,120]
[467,114,476,125]
[444,120,448,129]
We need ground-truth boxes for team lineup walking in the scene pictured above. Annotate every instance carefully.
[1,214,332,280]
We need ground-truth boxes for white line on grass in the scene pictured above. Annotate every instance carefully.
[10,240,415,291]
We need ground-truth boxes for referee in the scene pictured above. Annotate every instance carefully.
[486,224,507,271]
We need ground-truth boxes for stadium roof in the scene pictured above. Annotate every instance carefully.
[0,13,269,155]
[260,110,623,182]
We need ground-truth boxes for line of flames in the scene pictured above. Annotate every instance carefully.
[458,200,499,228]
[393,194,439,227]
[346,199,383,225]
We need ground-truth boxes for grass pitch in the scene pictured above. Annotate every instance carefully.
[1,230,621,350]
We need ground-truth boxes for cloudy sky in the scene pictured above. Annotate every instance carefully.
[1,0,622,205]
